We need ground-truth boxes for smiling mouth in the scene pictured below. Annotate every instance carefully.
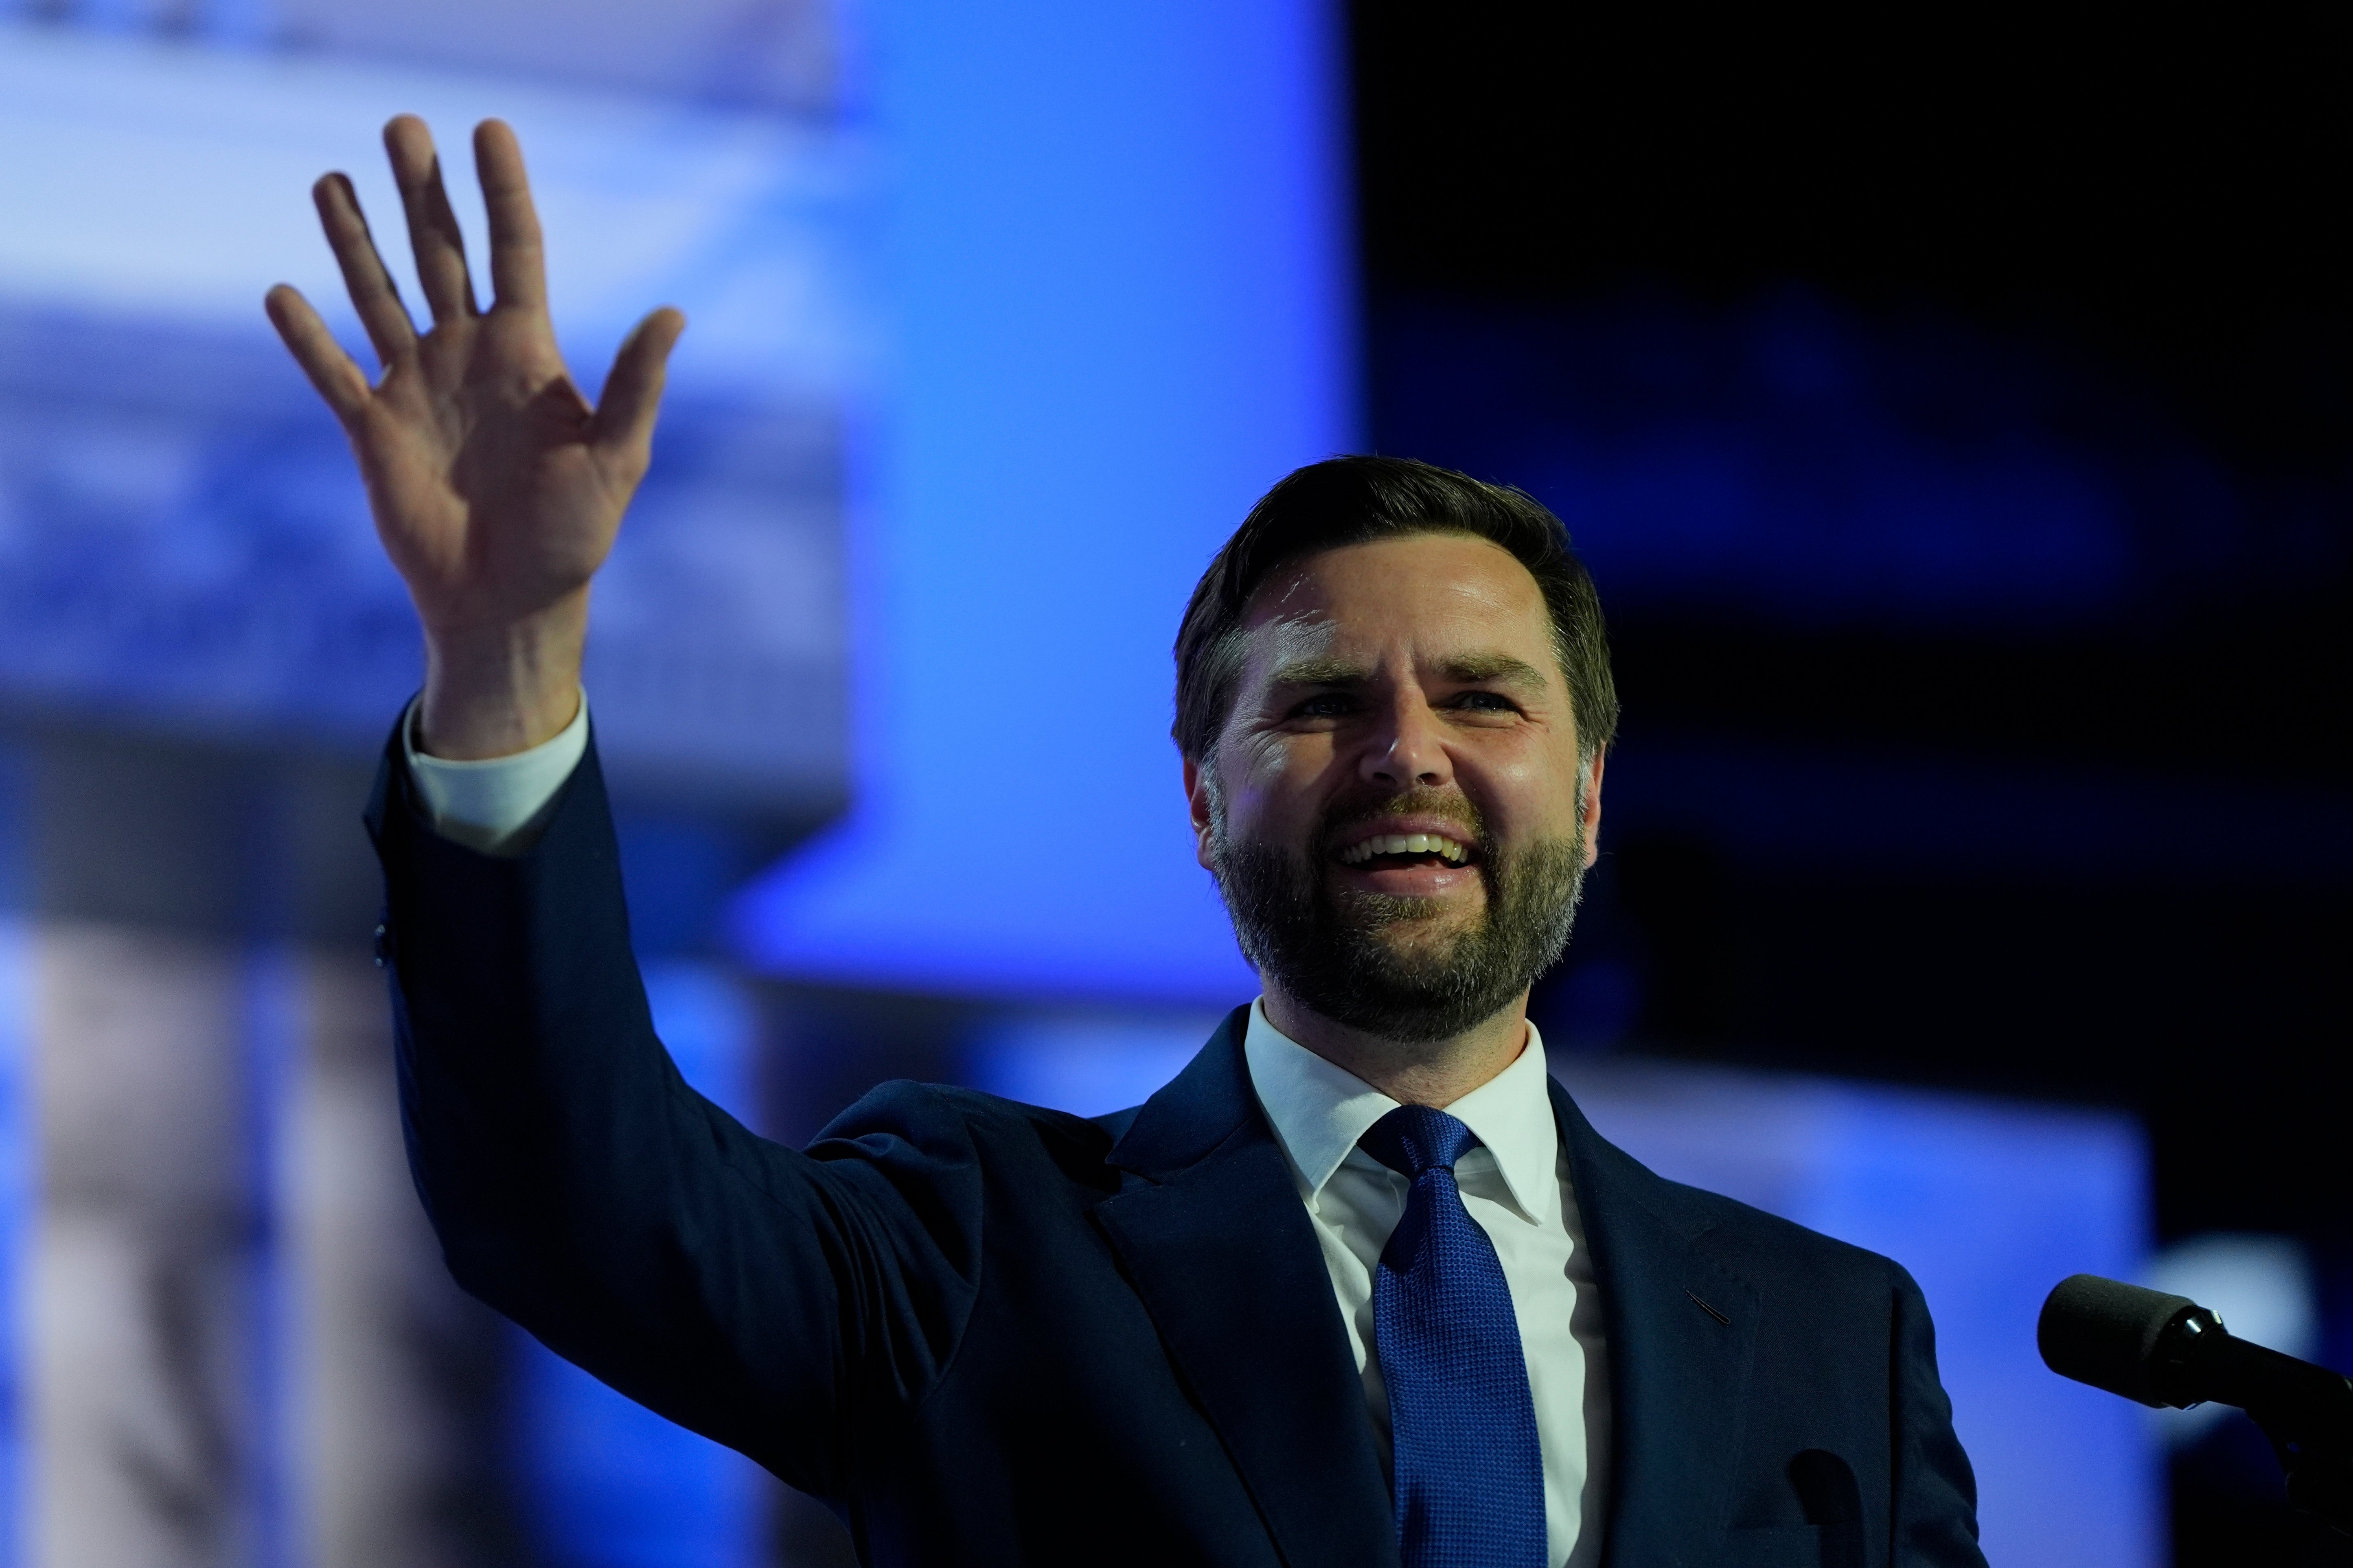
[1333,832,1474,872]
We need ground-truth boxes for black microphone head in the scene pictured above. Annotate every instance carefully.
[2039,1274,2201,1408]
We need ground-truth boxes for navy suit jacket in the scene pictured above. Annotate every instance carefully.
[368,730,1987,1568]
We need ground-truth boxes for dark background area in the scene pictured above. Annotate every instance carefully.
[1349,6,2351,1560]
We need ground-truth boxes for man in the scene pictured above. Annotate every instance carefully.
[269,118,1987,1567]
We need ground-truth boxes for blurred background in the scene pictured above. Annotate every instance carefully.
[0,2,2344,1565]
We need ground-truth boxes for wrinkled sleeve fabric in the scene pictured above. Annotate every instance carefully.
[1889,1263,1991,1567]
[367,713,982,1498]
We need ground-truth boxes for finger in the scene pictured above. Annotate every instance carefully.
[265,284,372,422]
[590,308,687,472]
[475,120,548,315]
[384,115,479,325]
[312,173,418,367]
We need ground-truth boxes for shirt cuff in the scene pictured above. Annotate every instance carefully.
[403,691,591,856]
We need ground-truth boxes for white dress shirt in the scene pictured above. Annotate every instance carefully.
[405,699,1612,1567]
[403,693,590,854]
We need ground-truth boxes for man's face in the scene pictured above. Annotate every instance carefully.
[1186,532,1604,1041]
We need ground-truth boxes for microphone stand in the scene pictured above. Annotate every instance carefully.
[2158,1310,2353,1536]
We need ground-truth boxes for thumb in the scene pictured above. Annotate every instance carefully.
[590,307,686,476]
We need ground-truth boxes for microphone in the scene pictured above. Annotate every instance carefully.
[2039,1273,2353,1533]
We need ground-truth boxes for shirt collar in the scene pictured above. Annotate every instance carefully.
[1241,998,1560,1222]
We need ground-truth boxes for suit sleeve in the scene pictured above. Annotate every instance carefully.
[1888,1263,1992,1567]
[366,720,979,1498]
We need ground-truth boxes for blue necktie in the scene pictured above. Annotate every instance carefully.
[1360,1105,1548,1568]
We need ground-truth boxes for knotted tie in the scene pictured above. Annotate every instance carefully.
[1359,1104,1547,1568]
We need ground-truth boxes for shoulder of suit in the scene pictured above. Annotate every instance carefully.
[1583,1134,1903,1293]
[806,1077,1125,1170]
[1658,1174,1905,1294]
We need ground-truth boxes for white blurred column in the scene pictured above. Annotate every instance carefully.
[27,921,258,1568]
[280,944,505,1568]
[18,737,504,1568]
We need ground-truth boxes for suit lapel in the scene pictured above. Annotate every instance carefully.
[1095,1010,1398,1568]
[1552,1078,1760,1568]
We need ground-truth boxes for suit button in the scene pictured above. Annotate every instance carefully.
[373,922,390,968]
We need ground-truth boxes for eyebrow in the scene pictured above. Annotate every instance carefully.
[1266,657,1369,688]
[1265,652,1553,692]
[1437,653,1551,692]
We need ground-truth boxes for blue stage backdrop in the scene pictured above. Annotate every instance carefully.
[726,0,1358,1003]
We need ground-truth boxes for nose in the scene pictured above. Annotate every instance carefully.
[1361,690,1453,790]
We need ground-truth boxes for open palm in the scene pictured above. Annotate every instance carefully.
[267,116,682,753]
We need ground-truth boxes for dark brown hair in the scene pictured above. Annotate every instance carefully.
[1173,455,1618,764]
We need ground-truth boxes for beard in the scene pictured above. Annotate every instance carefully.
[1208,787,1588,1044]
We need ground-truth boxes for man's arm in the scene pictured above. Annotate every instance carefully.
[273,119,982,1489]
[371,717,984,1493]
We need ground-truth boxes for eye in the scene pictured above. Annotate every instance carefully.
[1289,692,1357,719]
[1448,690,1520,714]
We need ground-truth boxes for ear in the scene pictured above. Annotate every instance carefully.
[1183,753,1218,871]
[1579,745,1606,870]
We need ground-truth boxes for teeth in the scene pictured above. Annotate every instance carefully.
[1338,832,1470,866]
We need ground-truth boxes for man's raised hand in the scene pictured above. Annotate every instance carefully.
[265,116,684,759]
